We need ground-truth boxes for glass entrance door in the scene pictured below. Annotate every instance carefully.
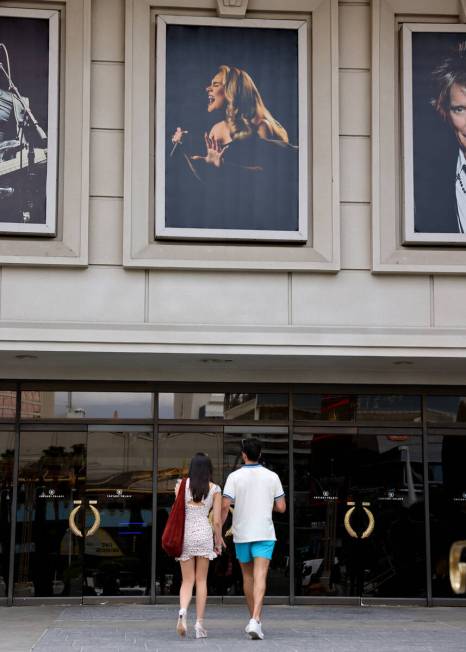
[156,425,290,600]
[156,426,224,598]
[13,426,153,601]
[293,427,426,601]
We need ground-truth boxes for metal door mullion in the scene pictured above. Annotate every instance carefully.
[151,420,157,604]
[422,397,433,606]
[288,390,294,605]
[7,391,21,606]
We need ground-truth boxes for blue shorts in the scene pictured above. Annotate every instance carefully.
[235,541,275,563]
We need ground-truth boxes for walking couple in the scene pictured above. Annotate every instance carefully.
[173,437,286,640]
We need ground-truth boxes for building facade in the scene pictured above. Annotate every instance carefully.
[0,0,465,606]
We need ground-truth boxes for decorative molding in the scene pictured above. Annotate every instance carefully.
[459,0,466,23]
[216,0,248,18]
[372,0,466,273]
[124,0,340,272]
[0,0,90,266]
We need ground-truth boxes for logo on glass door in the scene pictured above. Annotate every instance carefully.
[38,488,64,499]
[106,488,132,499]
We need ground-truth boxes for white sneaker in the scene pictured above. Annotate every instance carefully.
[245,618,264,640]
[194,621,207,639]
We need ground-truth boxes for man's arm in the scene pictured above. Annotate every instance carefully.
[221,496,232,525]
[273,496,286,513]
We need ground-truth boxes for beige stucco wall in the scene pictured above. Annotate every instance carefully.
[0,0,464,384]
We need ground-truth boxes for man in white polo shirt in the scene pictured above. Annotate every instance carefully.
[221,438,286,640]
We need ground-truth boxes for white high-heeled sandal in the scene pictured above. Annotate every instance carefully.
[194,620,207,638]
[177,608,187,637]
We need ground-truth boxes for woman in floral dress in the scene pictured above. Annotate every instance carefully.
[175,453,224,638]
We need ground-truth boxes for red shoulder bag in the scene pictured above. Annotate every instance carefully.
[162,477,187,557]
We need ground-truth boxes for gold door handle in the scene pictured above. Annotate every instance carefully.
[449,541,466,594]
[68,500,101,538]
[69,502,83,537]
[344,506,375,539]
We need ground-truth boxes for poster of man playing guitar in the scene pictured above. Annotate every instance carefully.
[0,9,58,235]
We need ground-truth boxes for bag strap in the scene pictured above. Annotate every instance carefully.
[177,477,187,507]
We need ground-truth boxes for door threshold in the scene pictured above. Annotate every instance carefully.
[83,596,151,605]
[294,596,360,606]
[13,597,82,606]
[361,598,427,607]
[156,596,222,605]
[430,598,466,607]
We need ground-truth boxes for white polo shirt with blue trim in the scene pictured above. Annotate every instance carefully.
[223,463,285,543]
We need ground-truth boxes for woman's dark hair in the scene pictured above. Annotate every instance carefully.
[188,452,213,502]
[241,437,262,462]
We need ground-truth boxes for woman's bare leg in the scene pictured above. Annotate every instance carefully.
[194,557,210,623]
[179,558,195,611]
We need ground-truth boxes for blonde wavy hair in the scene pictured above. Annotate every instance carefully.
[217,65,289,143]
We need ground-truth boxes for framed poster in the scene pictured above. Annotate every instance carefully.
[402,24,466,245]
[0,7,59,236]
[155,15,308,242]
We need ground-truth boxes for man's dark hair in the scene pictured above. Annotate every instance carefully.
[432,40,466,120]
[241,437,262,462]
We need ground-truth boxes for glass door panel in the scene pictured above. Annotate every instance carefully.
[294,430,355,597]
[223,427,290,598]
[84,426,153,597]
[356,431,425,598]
[428,429,466,598]
[156,428,223,597]
[293,429,426,599]
[0,430,15,598]
[14,429,86,598]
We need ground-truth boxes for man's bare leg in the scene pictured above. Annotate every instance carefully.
[239,561,254,617]
[252,557,270,622]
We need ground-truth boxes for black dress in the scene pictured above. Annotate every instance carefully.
[166,133,299,235]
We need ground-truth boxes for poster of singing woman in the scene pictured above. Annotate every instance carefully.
[155,16,308,242]
[0,8,58,235]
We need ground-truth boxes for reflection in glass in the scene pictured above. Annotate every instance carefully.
[14,430,86,597]
[428,432,466,597]
[224,429,289,597]
[84,427,153,596]
[0,392,16,418]
[156,431,223,596]
[357,395,421,423]
[426,396,466,423]
[223,394,288,421]
[0,431,14,597]
[158,393,288,420]
[293,395,356,421]
[293,432,425,597]
[21,392,153,419]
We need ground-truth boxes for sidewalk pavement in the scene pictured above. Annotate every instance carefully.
[0,604,465,652]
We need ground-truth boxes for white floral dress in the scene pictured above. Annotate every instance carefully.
[176,479,221,562]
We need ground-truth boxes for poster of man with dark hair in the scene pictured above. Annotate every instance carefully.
[0,8,58,235]
[403,26,466,244]
[155,16,308,242]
